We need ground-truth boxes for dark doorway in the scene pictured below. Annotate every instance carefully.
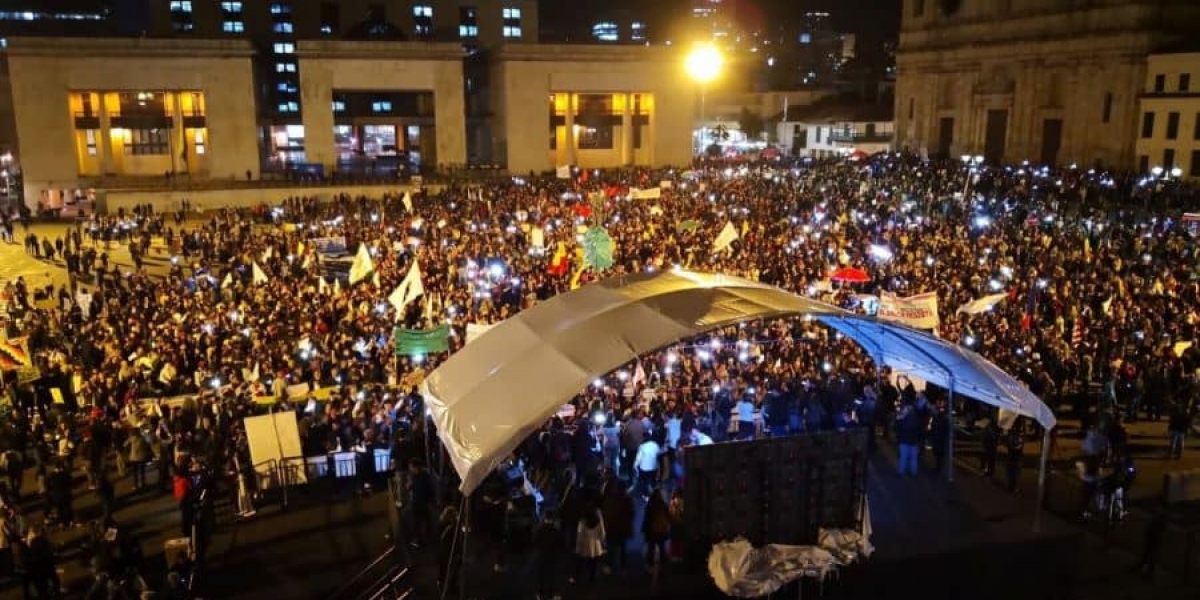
[937,117,954,158]
[1040,118,1063,167]
[984,109,1008,164]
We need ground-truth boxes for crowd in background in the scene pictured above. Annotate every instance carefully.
[0,154,1194,597]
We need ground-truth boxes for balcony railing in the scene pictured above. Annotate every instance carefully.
[829,132,894,144]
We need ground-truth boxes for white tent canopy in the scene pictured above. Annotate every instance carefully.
[420,270,1055,495]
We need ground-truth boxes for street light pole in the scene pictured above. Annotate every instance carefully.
[685,43,723,158]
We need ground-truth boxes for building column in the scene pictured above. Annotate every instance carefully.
[621,93,634,166]
[299,62,336,171]
[97,93,114,175]
[564,93,576,166]
[171,92,186,174]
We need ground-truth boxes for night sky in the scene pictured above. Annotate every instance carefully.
[538,0,900,45]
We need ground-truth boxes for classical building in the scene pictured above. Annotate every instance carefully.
[2,37,260,207]
[1135,50,1200,180]
[0,35,695,207]
[777,101,894,159]
[894,0,1200,169]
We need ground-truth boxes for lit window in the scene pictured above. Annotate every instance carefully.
[332,100,345,112]
[273,42,295,54]
[503,26,521,38]
[413,5,432,17]
[372,101,392,112]
[270,2,291,15]
[275,62,296,73]
[458,25,478,38]
[278,101,299,113]
[170,1,192,13]
[85,129,98,156]
[220,1,242,13]
[592,21,618,42]
[800,33,811,44]
[274,22,293,33]
[415,24,430,36]
[502,7,521,19]
[194,129,206,155]
[174,22,193,31]
[222,20,244,32]
[320,24,333,33]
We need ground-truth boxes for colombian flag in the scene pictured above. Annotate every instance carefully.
[548,242,570,276]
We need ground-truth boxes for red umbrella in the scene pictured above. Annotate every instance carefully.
[829,267,870,283]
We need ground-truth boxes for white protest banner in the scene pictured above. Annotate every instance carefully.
[956,293,1009,315]
[466,322,496,344]
[629,187,662,200]
[531,227,545,249]
[660,180,673,189]
[878,291,940,330]
[556,165,572,179]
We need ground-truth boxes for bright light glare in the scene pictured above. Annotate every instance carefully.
[685,44,723,84]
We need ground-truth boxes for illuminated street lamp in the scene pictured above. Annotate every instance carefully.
[685,43,723,155]
[1151,166,1164,177]
[1171,167,1183,178]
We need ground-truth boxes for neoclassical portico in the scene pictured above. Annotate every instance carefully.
[491,44,693,173]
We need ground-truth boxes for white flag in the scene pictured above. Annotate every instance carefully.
[348,243,375,285]
[318,276,329,296]
[402,191,413,213]
[301,253,313,270]
[251,261,269,285]
[388,261,425,317]
[221,273,232,289]
[556,165,572,179]
[1102,295,1113,316]
[632,360,647,388]
[261,246,273,263]
[713,221,739,253]
[956,293,1009,315]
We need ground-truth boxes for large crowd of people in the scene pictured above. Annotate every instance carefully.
[0,153,1196,598]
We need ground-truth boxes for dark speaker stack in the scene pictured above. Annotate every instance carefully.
[683,429,868,548]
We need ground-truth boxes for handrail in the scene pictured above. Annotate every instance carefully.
[357,566,409,600]
[323,546,396,600]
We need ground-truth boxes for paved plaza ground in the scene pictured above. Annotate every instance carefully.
[0,218,1199,600]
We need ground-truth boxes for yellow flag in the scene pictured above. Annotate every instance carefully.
[741,220,749,237]
[297,241,306,256]
[570,265,586,290]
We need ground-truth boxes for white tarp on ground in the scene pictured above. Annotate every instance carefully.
[420,270,1056,495]
[709,539,838,598]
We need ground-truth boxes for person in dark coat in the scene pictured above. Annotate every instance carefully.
[1005,421,1025,493]
[533,510,565,600]
[600,475,634,574]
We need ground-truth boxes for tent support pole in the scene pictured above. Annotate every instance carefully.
[1035,428,1050,532]
[946,379,955,483]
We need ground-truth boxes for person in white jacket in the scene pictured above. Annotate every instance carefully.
[571,507,606,586]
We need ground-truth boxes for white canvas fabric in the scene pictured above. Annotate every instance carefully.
[816,315,1056,430]
[421,270,1055,494]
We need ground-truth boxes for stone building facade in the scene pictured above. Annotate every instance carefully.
[894,0,1200,169]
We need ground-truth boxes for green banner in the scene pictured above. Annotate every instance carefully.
[394,324,451,356]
